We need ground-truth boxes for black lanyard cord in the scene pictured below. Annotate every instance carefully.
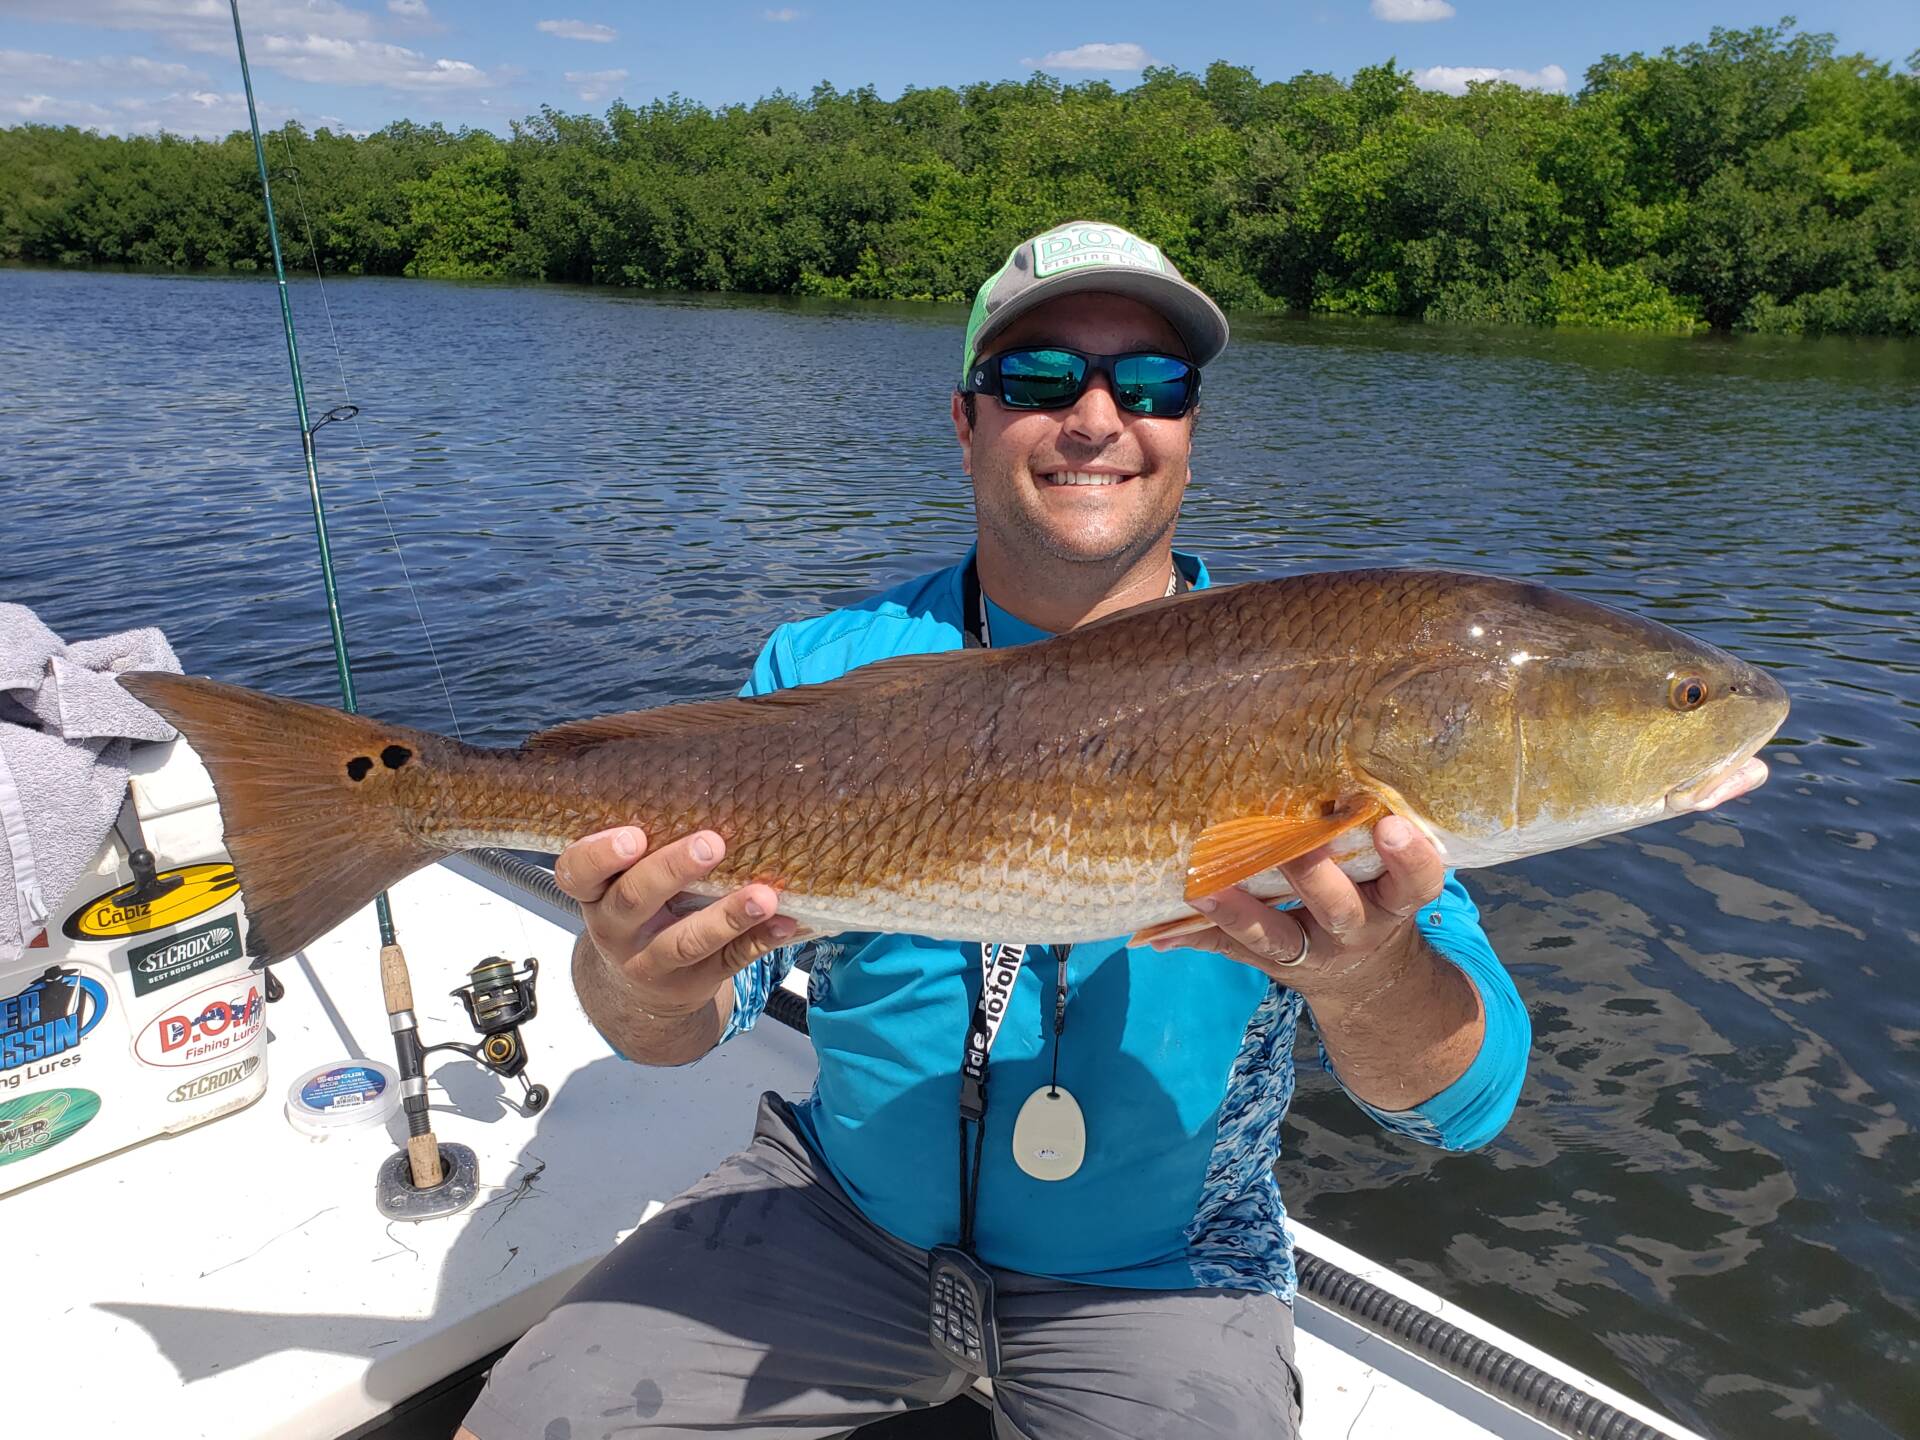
[954,940,1072,1252]
[957,1109,988,1250]
[1048,948,1068,1095]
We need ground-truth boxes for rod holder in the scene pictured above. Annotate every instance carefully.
[374,1142,478,1221]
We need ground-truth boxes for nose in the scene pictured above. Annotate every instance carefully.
[1060,370,1125,448]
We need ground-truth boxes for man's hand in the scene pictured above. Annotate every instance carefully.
[555,826,799,1019]
[1144,758,1772,992]
[1140,815,1443,998]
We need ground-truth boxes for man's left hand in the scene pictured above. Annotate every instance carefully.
[1140,755,1774,990]
[1138,815,1443,996]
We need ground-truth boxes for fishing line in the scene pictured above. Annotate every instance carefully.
[272,129,465,744]
[270,133,547,975]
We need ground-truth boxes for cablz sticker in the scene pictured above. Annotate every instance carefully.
[62,863,239,941]
[166,1054,260,1104]
[135,976,265,1069]
[1,966,109,1072]
[127,916,243,998]
[0,1088,101,1167]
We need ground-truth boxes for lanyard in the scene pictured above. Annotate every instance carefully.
[955,940,1060,1251]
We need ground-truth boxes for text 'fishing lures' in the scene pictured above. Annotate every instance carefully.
[423,956,549,1115]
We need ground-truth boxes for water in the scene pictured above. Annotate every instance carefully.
[2,267,1915,1440]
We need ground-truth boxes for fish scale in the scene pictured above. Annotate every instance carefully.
[118,569,1788,963]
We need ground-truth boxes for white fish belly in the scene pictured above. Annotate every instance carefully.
[755,826,1392,945]
[464,822,1394,947]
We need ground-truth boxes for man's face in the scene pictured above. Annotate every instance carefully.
[954,292,1195,568]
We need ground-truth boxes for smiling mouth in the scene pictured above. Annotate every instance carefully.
[1040,471,1134,487]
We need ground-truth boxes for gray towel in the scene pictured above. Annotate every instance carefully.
[0,604,181,961]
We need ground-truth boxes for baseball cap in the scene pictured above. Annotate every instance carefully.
[960,220,1230,385]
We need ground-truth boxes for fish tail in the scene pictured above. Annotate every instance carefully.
[118,672,456,964]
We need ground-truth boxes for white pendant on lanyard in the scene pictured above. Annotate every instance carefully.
[1013,944,1085,1180]
[1012,1084,1086,1180]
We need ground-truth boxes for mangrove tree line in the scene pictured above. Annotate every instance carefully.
[2,20,1916,335]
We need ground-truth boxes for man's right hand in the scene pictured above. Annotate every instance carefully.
[554,827,799,1019]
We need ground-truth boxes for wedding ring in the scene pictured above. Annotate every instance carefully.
[1270,913,1312,968]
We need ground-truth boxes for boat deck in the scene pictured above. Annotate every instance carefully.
[8,859,1700,1440]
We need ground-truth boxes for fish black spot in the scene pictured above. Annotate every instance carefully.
[381,744,413,770]
[346,756,373,782]
[631,1381,662,1418]
[543,1421,572,1440]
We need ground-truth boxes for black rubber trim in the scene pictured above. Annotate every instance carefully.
[465,850,1676,1440]
[1293,1250,1665,1440]
[467,848,578,915]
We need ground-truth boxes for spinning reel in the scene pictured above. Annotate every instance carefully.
[422,956,549,1114]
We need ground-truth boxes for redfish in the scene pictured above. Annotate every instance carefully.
[120,569,1788,963]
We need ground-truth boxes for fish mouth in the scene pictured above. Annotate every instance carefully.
[1665,747,1772,814]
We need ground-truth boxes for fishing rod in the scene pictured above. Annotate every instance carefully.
[228,0,470,1215]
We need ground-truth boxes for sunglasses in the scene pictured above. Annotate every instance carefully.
[965,347,1201,418]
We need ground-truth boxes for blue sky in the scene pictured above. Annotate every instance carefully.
[0,0,1912,140]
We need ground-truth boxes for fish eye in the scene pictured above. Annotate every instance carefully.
[1668,676,1709,711]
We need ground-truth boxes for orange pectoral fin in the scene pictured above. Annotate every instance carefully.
[1129,912,1218,947]
[1184,798,1385,903]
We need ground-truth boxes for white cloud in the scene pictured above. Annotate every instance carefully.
[0,85,304,138]
[387,0,430,15]
[1413,63,1568,95]
[2,0,377,54]
[536,18,617,42]
[0,48,206,87]
[566,66,626,101]
[1031,42,1155,72]
[253,34,502,91]
[1371,0,1456,21]
[762,7,801,19]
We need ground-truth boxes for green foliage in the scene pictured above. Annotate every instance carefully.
[401,134,514,278]
[1544,260,1703,332]
[2,19,1915,336]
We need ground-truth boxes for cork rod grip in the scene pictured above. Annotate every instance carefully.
[380,941,444,1189]
[380,943,415,1012]
[408,1132,443,1188]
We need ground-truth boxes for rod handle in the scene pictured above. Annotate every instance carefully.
[408,1132,444,1189]
[380,942,414,1012]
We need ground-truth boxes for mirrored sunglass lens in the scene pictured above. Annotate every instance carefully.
[1111,355,1193,415]
[998,350,1086,408]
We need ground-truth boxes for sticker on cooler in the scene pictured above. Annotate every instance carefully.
[61,862,240,941]
[135,975,266,1068]
[0,1088,102,1166]
[126,916,244,998]
[167,1054,261,1104]
[2,965,111,1078]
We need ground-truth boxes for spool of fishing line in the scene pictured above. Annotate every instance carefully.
[285,1058,401,1138]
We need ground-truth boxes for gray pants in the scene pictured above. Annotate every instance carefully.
[466,1094,1303,1440]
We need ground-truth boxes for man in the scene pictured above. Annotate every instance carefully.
[461,222,1531,1440]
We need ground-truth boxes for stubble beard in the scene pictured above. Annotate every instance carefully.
[973,464,1185,575]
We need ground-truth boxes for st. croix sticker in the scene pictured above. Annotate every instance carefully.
[126,916,244,998]
[0,1088,101,1167]
[61,863,239,942]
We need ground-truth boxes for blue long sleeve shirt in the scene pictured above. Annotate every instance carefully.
[720,553,1531,1301]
